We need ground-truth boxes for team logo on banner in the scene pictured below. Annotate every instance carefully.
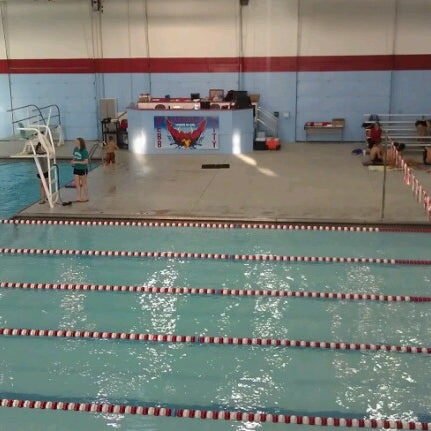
[154,116,219,149]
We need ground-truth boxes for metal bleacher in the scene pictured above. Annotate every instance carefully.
[363,113,431,149]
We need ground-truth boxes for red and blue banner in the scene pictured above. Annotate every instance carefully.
[154,116,219,150]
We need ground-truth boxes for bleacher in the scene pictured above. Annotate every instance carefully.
[363,114,431,149]
[362,114,431,221]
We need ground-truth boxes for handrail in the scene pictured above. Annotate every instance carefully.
[258,114,278,127]
[11,114,41,125]
[256,106,279,138]
[256,117,276,129]
[8,104,44,122]
[6,103,65,146]
[7,103,62,130]
[257,106,278,122]
[89,142,102,158]
[255,118,278,138]
[88,142,104,168]
[38,104,62,126]
[8,104,45,135]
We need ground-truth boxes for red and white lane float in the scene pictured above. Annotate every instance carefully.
[390,143,431,220]
[3,218,431,232]
[0,327,430,354]
[1,247,431,265]
[0,218,385,231]
[0,281,215,295]
[1,281,431,303]
[0,397,430,429]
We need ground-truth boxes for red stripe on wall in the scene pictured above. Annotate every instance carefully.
[94,58,151,73]
[297,55,394,71]
[0,60,8,73]
[296,55,431,71]
[0,55,429,74]
[393,55,431,70]
[242,57,299,72]
[149,57,241,73]
[6,58,95,74]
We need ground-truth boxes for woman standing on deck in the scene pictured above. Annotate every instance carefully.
[71,137,89,202]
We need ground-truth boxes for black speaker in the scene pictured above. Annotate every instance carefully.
[233,91,251,109]
[240,0,249,5]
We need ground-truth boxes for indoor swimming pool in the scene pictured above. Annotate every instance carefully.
[0,221,430,431]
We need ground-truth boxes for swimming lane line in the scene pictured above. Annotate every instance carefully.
[3,218,431,233]
[1,247,431,265]
[0,327,430,354]
[0,397,430,429]
[1,281,430,302]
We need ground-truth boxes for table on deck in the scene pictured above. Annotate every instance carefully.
[304,120,345,142]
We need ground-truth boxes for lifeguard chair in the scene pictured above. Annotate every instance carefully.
[11,124,59,208]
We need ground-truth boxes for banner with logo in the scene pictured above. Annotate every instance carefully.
[154,116,219,149]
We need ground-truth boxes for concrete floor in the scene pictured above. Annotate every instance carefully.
[10,139,431,225]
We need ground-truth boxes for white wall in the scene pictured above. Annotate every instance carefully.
[241,0,299,56]
[2,0,431,60]
[5,0,94,59]
[298,0,396,56]
[146,0,239,58]
[395,0,431,54]
[102,0,148,58]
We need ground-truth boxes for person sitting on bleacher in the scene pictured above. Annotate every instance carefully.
[423,147,431,165]
[415,120,428,136]
[366,121,382,149]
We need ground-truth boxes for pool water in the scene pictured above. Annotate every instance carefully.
[0,223,430,431]
[0,160,98,219]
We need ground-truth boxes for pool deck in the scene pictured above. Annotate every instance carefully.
[5,139,431,225]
